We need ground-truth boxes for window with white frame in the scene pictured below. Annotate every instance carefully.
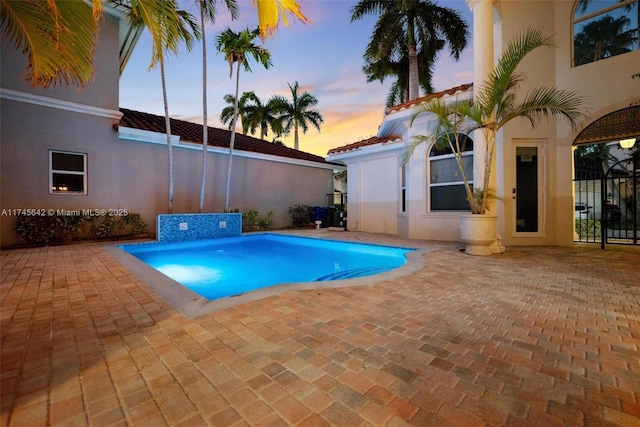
[573,0,639,66]
[428,134,473,211]
[49,151,87,194]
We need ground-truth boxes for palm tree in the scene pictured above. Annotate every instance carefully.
[122,2,200,214]
[196,0,238,213]
[215,27,272,212]
[220,91,256,134]
[406,29,587,214]
[244,93,285,140]
[271,81,323,151]
[351,0,469,101]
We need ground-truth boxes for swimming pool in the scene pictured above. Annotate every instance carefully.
[120,233,413,300]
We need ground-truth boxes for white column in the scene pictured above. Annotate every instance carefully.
[467,0,495,210]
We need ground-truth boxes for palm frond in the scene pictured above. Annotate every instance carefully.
[501,87,589,131]
[253,0,311,40]
[476,28,554,114]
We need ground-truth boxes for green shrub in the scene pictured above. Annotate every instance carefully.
[14,212,146,246]
[575,219,601,239]
[15,215,85,245]
[289,204,312,227]
[242,210,273,229]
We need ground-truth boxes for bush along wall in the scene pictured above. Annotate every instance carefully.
[14,213,147,246]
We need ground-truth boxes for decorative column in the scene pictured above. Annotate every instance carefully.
[466,0,495,211]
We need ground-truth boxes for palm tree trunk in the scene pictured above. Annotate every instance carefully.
[224,61,241,212]
[294,121,299,150]
[161,59,174,214]
[198,2,207,213]
[408,44,419,100]
[407,15,419,101]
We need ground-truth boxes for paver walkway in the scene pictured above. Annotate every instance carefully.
[1,231,639,426]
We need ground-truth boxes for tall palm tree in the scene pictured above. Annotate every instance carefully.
[122,2,200,214]
[196,0,238,213]
[244,93,285,140]
[215,27,272,212]
[406,29,587,214]
[351,0,469,101]
[220,91,255,134]
[271,81,323,151]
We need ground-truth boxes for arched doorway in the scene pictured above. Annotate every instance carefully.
[573,105,640,246]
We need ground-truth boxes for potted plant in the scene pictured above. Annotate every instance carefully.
[406,28,587,255]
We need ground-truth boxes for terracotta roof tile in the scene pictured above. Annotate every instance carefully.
[118,108,333,165]
[385,83,473,115]
[327,135,403,155]
[326,84,473,156]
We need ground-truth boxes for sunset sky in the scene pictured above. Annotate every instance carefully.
[119,0,474,156]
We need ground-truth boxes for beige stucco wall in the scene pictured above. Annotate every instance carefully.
[0,99,334,246]
[0,12,334,247]
[0,12,121,110]
[491,0,639,246]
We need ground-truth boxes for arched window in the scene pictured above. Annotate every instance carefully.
[428,133,473,211]
[573,0,639,66]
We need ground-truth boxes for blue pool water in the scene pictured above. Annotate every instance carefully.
[121,234,413,300]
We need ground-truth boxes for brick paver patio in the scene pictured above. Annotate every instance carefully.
[1,231,639,426]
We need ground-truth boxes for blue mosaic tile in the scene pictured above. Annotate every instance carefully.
[157,213,242,242]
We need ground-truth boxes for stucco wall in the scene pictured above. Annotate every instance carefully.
[491,0,640,246]
[0,100,334,246]
[342,148,403,235]
[0,12,121,110]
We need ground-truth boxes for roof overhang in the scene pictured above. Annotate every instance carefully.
[574,105,640,145]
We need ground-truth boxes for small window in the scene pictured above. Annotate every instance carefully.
[428,133,473,211]
[50,151,87,194]
[573,0,639,66]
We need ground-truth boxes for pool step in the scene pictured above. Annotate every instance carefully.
[315,266,393,281]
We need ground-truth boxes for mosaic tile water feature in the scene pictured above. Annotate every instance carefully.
[157,213,241,242]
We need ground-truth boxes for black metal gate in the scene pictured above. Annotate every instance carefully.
[574,156,639,247]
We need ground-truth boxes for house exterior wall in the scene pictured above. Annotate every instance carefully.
[341,146,403,234]
[330,0,639,247]
[0,106,334,247]
[489,0,639,246]
[1,12,121,110]
[0,13,334,247]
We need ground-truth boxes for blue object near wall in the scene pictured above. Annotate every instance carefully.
[157,213,242,242]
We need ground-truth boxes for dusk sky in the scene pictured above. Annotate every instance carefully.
[119,0,474,156]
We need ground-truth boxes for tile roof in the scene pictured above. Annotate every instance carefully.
[326,135,403,155]
[118,108,332,165]
[326,84,473,156]
[385,83,473,115]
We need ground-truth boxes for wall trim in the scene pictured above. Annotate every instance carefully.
[0,88,122,120]
[117,126,340,171]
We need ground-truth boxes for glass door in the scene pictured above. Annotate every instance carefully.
[514,144,544,235]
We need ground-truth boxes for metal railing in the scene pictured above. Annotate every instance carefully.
[574,157,639,247]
